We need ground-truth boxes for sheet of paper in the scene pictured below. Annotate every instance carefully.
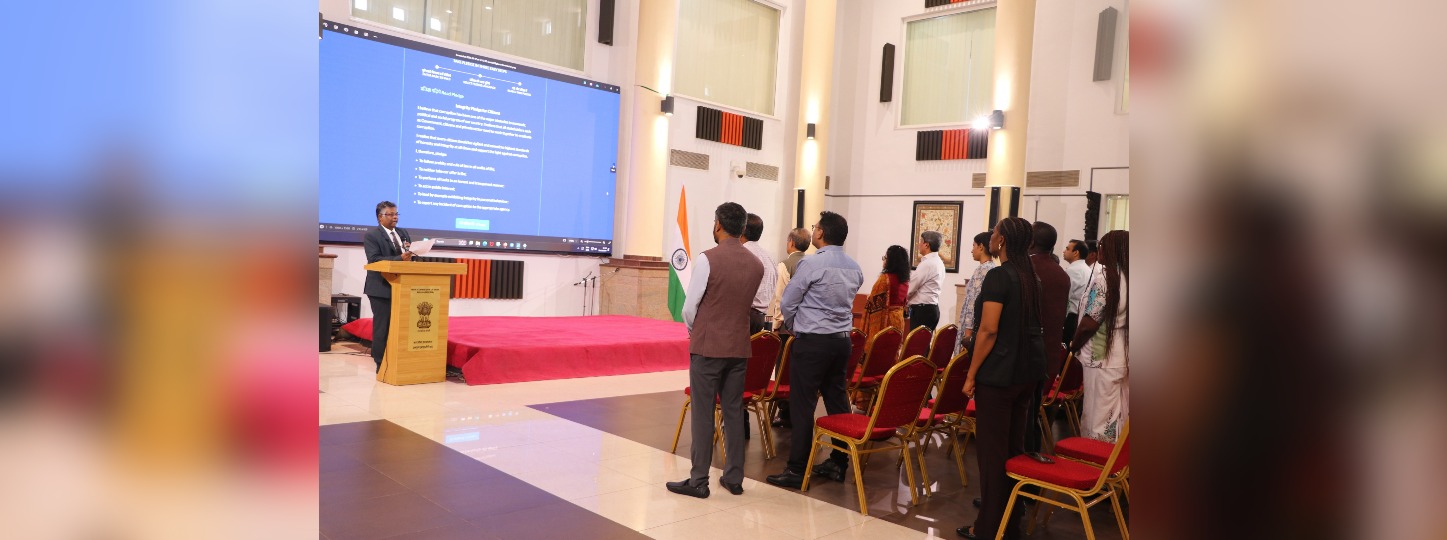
[408,238,436,256]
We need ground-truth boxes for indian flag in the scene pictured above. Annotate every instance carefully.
[666,186,692,322]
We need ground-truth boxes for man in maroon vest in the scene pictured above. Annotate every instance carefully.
[667,202,765,499]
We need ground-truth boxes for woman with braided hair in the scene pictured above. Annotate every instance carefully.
[1068,230,1129,442]
[957,217,1050,540]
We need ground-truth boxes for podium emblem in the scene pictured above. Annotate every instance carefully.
[415,301,434,329]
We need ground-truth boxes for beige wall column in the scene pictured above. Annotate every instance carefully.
[984,0,1037,225]
[619,0,677,258]
[791,0,836,229]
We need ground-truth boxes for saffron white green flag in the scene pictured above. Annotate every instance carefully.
[666,186,692,322]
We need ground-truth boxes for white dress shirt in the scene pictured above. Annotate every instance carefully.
[906,251,945,306]
[681,252,711,331]
[741,240,777,312]
[1065,259,1092,315]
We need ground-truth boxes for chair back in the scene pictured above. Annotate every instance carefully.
[1086,421,1131,492]
[929,351,973,417]
[1057,351,1084,395]
[865,355,938,431]
[926,324,958,372]
[772,335,793,391]
[744,332,783,396]
[845,329,867,378]
[900,326,932,362]
[859,327,904,381]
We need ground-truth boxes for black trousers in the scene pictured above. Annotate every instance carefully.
[785,332,852,474]
[974,382,1034,540]
[1063,312,1079,347]
[908,303,940,332]
[749,309,767,335]
[688,354,748,486]
[368,295,391,373]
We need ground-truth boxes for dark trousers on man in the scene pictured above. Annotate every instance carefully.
[687,354,748,487]
[368,295,391,373]
[973,382,1034,540]
[785,332,853,474]
[749,309,767,335]
[1063,312,1079,347]
[908,303,940,332]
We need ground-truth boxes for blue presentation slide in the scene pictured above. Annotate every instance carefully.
[319,21,619,255]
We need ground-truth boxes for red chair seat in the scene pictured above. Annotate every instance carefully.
[1006,455,1102,491]
[766,381,790,399]
[683,387,755,401]
[816,413,895,441]
[1055,437,1125,474]
[913,407,950,426]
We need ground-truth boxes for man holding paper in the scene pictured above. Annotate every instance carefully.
[363,201,412,373]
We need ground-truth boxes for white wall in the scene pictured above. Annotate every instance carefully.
[825,0,1130,323]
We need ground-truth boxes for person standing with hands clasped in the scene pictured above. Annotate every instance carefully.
[666,202,764,499]
[908,230,946,331]
[765,211,865,489]
[957,217,1049,540]
[363,201,414,373]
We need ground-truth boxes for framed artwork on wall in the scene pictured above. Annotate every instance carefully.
[910,200,964,273]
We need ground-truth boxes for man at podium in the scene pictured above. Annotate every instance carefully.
[364,201,413,373]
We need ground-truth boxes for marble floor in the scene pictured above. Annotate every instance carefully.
[320,343,1126,539]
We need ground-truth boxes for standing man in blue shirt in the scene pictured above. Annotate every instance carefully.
[766,211,865,489]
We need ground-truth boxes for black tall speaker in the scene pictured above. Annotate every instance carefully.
[598,0,616,45]
[796,189,805,228]
[1084,191,1102,241]
[880,44,895,102]
[988,186,1022,228]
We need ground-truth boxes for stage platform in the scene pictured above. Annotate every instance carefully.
[341,315,689,385]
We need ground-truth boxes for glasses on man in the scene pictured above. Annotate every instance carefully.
[382,212,400,217]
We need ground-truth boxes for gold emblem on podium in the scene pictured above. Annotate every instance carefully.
[415,301,434,329]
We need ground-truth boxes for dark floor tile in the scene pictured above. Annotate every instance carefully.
[321,420,419,447]
[471,501,643,540]
[337,433,460,466]
[320,448,370,473]
[370,451,510,491]
[416,477,559,521]
[320,492,464,540]
[321,466,410,505]
[378,522,496,540]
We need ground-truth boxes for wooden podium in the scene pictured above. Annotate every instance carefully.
[364,260,467,385]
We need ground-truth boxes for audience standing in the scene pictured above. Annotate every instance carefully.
[1027,222,1071,455]
[955,231,997,356]
[765,212,864,489]
[907,231,946,331]
[768,227,810,428]
[958,217,1049,540]
[1069,230,1129,442]
[1062,239,1093,345]
[740,213,778,335]
[861,245,911,340]
[667,202,765,499]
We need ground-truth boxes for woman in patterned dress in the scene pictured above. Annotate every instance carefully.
[954,231,997,356]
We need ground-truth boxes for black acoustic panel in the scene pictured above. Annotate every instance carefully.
[1007,186,1021,219]
[915,130,943,160]
[1084,191,1102,242]
[742,116,764,150]
[489,260,525,299]
[598,0,616,45]
[795,189,805,228]
[925,0,954,7]
[967,129,989,159]
[988,187,1002,229]
[1093,7,1118,81]
[696,106,722,143]
[880,43,895,102]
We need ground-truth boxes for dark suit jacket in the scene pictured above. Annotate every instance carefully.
[1031,252,1070,379]
[363,226,411,298]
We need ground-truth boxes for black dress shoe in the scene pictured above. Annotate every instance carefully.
[812,460,847,483]
[973,497,982,508]
[956,526,978,539]
[665,479,710,499]
[765,470,805,489]
[719,478,744,495]
[771,418,792,428]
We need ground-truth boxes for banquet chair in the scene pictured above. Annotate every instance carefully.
[843,329,867,386]
[669,332,783,459]
[905,350,974,496]
[1040,353,1085,448]
[900,326,933,364]
[747,334,791,459]
[998,422,1130,540]
[848,327,903,409]
[801,354,937,516]
[927,324,959,374]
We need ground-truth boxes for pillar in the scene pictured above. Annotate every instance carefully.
[791,0,836,230]
[618,0,677,259]
[984,0,1037,226]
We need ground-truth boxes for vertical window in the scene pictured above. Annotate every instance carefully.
[1105,195,1130,232]
[901,8,995,127]
[674,0,781,116]
[353,0,587,71]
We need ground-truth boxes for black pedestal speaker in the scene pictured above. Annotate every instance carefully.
[319,303,334,352]
[598,0,615,45]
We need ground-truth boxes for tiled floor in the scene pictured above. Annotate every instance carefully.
[320,344,1127,539]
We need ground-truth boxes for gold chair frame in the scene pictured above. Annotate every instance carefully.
[998,422,1130,540]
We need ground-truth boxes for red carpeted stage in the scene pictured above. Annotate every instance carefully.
[341,315,689,385]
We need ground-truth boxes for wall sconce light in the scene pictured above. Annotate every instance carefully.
[661,95,674,116]
[806,122,816,140]
[989,109,1004,130]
